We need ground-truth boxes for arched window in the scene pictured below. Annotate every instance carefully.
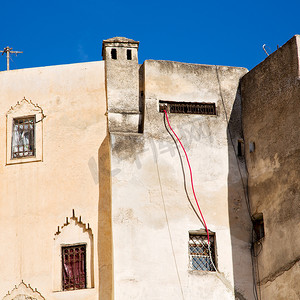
[6,97,45,165]
[53,211,94,291]
[2,281,45,300]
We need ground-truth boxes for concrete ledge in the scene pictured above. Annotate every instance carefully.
[108,112,142,133]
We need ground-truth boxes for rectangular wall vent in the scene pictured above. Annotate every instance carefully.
[159,101,216,115]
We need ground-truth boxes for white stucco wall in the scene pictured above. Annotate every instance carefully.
[110,60,253,299]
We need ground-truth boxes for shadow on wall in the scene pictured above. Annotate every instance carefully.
[227,86,254,300]
[98,135,113,300]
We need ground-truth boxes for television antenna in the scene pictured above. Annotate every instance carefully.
[262,44,270,56]
[0,46,23,70]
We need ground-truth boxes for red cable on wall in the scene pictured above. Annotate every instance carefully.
[164,110,210,244]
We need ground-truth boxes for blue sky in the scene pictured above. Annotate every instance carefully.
[0,0,299,72]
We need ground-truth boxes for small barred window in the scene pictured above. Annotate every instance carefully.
[189,233,216,271]
[159,101,216,115]
[62,245,86,291]
[12,117,35,158]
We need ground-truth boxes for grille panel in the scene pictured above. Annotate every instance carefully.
[159,101,216,115]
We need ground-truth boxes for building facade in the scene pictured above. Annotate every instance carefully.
[241,35,300,299]
[0,35,299,300]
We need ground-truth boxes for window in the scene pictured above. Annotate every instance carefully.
[127,49,132,60]
[62,244,86,291]
[12,117,35,158]
[53,213,94,292]
[249,141,255,153]
[159,100,216,115]
[253,213,265,241]
[6,98,44,165]
[189,233,216,271]
[111,48,117,59]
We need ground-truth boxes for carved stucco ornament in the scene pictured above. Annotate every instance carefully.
[6,97,44,117]
[2,281,45,300]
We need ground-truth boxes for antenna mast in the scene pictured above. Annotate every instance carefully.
[0,46,23,70]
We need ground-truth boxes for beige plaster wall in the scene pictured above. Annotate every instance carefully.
[110,60,253,299]
[242,35,300,299]
[0,61,107,300]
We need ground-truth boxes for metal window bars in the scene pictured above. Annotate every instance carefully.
[189,234,215,271]
[12,117,35,158]
[62,245,86,290]
[159,101,216,115]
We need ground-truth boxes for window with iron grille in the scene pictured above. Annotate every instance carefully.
[62,245,86,291]
[11,117,35,159]
[189,233,216,271]
[159,101,216,115]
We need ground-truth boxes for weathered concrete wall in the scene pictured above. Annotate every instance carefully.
[241,35,300,299]
[0,61,107,300]
[109,59,253,299]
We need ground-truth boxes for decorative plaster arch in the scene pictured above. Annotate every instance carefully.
[53,210,94,291]
[2,281,45,300]
[6,97,44,117]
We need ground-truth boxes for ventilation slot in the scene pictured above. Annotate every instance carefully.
[127,49,132,60]
[111,49,117,60]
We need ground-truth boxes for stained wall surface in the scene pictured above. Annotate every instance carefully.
[0,61,107,300]
[109,58,254,299]
[242,35,300,299]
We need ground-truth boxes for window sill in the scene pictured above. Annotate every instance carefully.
[52,287,95,294]
[6,157,42,165]
[188,269,217,275]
